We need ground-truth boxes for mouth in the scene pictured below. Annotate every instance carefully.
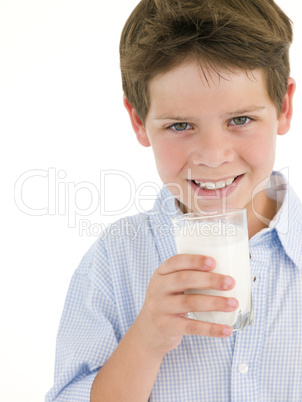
[189,174,243,197]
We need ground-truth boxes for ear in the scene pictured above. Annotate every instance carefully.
[123,96,151,147]
[277,77,296,135]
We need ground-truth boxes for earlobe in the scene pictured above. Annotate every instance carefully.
[123,96,151,147]
[277,77,296,135]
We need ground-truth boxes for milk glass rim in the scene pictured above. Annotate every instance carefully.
[172,208,247,223]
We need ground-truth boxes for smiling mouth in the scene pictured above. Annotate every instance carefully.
[191,175,241,191]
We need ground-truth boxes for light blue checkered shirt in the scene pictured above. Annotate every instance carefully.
[46,172,302,401]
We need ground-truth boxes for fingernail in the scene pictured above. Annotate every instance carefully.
[222,326,232,336]
[224,276,233,288]
[205,258,213,268]
[228,298,237,308]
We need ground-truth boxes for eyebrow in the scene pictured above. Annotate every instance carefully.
[153,114,196,121]
[226,106,266,117]
[153,106,266,121]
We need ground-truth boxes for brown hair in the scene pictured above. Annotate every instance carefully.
[120,0,293,124]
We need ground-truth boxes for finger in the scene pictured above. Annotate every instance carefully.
[158,254,216,275]
[163,294,239,314]
[181,318,233,338]
[167,270,235,294]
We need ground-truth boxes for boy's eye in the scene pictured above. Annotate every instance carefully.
[230,116,251,126]
[169,122,192,131]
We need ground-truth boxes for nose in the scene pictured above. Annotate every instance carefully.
[190,130,235,168]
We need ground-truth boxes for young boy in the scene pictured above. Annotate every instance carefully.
[46,0,302,400]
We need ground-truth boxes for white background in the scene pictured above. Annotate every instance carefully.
[1,1,301,401]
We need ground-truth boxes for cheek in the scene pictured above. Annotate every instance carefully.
[241,132,276,169]
[152,141,187,178]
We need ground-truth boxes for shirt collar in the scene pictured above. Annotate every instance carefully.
[249,171,302,269]
[273,178,302,270]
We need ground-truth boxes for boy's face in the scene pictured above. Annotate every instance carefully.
[125,60,294,221]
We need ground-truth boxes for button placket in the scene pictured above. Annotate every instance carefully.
[230,246,269,400]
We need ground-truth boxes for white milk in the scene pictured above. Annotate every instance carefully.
[174,222,252,327]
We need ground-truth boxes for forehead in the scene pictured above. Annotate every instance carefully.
[147,61,271,116]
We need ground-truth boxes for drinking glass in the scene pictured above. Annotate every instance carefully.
[172,209,253,331]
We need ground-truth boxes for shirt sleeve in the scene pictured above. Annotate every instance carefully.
[45,238,120,401]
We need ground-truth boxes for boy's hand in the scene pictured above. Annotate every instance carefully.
[132,254,238,358]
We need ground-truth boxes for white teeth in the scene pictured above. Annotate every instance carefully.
[204,182,216,190]
[226,178,235,186]
[215,181,226,189]
[194,177,236,190]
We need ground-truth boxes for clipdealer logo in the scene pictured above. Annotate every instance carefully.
[14,168,162,234]
[14,167,289,236]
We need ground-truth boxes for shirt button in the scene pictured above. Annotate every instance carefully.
[238,363,249,375]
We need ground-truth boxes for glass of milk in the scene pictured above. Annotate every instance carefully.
[172,209,253,331]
